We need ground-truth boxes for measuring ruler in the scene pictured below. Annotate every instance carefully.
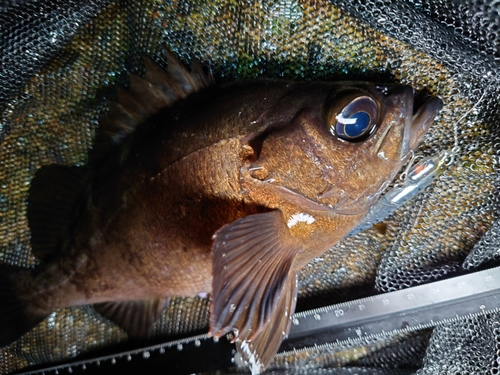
[13,265,500,375]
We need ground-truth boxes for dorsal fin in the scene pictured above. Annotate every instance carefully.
[91,48,214,164]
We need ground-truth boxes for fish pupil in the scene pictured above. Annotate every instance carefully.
[329,95,378,142]
[344,111,370,137]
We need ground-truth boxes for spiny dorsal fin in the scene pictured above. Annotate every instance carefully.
[28,165,89,263]
[91,48,214,164]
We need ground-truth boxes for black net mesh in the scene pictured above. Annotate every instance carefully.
[1,0,499,374]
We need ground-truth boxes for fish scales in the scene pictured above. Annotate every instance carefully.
[0,50,443,374]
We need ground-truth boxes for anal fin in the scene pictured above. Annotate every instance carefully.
[94,298,170,339]
[236,270,298,374]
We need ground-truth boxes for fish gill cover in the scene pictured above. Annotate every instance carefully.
[0,0,499,374]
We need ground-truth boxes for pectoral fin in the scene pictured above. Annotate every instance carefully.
[236,270,298,374]
[94,298,169,339]
[210,210,301,343]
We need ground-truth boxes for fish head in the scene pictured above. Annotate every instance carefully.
[244,82,443,216]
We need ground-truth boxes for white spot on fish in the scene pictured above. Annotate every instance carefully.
[198,292,208,298]
[287,213,316,228]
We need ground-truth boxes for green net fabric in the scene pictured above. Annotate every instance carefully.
[1,1,499,374]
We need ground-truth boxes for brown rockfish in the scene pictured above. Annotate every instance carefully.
[0,49,443,373]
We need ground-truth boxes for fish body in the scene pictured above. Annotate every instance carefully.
[0,50,443,372]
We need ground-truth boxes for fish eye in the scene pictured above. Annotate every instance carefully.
[330,96,379,142]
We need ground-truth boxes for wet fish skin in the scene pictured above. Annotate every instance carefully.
[0,51,443,372]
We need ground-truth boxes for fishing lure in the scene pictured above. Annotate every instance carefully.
[348,149,452,237]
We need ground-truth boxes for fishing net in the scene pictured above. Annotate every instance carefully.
[1,0,499,374]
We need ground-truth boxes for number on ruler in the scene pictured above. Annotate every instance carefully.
[334,309,344,317]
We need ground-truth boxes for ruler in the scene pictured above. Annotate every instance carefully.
[13,265,500,375]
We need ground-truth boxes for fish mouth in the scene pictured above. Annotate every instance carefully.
[373,85,443,163]
[397,86,443,161]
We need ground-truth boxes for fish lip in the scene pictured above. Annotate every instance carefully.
[409,96,443,150]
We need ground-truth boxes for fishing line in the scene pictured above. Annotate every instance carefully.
[400,76,494,180]
[446,75,495,167]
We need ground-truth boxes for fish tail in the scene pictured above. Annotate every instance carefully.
[0,264,47,347]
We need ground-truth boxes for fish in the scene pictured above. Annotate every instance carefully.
[0,48,443,373]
